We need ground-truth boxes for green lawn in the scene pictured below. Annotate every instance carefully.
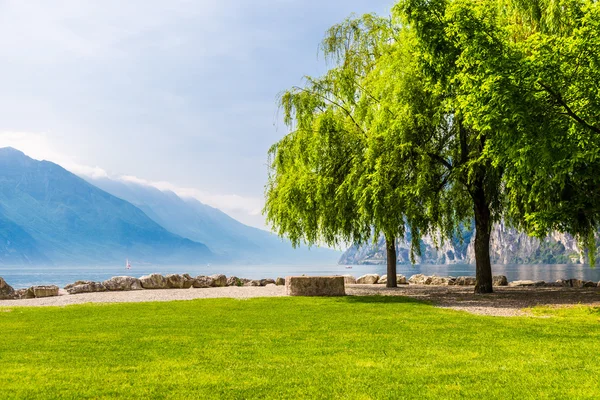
[1,297,599,399]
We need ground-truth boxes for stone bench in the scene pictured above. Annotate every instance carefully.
[285,276,345,297]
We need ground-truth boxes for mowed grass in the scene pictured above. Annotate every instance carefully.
[1,297,600,399]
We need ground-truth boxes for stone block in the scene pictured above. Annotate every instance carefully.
[285,276,345,296]
[31,285,59,298]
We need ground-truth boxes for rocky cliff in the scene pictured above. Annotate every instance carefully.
[339,222,585,265]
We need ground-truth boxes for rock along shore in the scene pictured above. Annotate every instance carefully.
[1,273,599,303]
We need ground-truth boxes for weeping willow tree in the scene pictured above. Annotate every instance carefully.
[264,15,415,287]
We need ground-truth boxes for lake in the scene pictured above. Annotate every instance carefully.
[2,263,600,289]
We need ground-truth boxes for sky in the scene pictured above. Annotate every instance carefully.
[0,0,393,228]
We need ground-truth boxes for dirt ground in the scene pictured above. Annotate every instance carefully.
[346,284,600,316]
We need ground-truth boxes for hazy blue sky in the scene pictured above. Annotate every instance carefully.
[0,0,392,228]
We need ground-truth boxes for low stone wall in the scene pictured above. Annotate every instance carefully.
[285,276,345,296]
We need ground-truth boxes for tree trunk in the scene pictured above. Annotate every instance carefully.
[385,235,397,288]
[473,186,493,294]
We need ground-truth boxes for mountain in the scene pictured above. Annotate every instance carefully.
[86,177,340,264]
[0,147,211,265]
[340,222,584,265]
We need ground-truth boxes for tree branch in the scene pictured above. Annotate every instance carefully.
[426,152,453,170]
[538,81,600,134]
[292,86,368,137]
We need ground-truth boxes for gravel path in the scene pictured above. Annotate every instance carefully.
[0,286,287,307]
[2,284,599,317]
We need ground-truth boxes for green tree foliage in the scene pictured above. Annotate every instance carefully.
[265,0,600,293]
[264,15,405,286]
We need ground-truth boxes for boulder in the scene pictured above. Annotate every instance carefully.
[227,276,242,286]
[64,281,106,294]
[356,274,380,284]
[103,276,143,291]
[569,279,596,288]
[430,276,453,286]
[15,288,35,299]
[193,275,214,288]
[509,280,545,287]
[243,279,261,287]
[32,285,59,298]
[556,279,572,287]
[0,277,15,300]
[378,275,408,285]
[275,277,286,286]
[164,274,194,289]
[408,274,432,285]
[341,275,356,285]
[181,274,195,288]
[285,276,345,296]
[165,274,184,289]
[210,274,227,287]
[260,278,276,286]
[454,276,477,286]
[492,275,508,286]
[139,274,167,289]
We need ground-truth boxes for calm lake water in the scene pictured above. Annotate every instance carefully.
[2,263,600,289]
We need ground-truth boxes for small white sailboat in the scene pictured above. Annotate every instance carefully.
[126,258,131,270]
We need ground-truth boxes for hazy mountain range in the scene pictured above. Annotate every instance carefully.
[0,147,339,266]
[340,223,586,265]
[86,176,338,264]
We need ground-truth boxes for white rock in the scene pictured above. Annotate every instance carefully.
[492,275,508,286]
[454,276,477,286]
[103,276,143,291]
[193,275,214,288]
[508,280,545,287]
[0,277,15,300]
[408,274,432,285]
[356,274,380,284]
[275,277,286,286]
[139,274,168,289]
[210,274,227,287]
[379,275,408,285]
[64,281,106,294]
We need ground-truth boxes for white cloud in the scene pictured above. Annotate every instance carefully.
[0,131,107,176]
[118,174,263,218]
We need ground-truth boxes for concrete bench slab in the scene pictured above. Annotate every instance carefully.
[285,276,345,296]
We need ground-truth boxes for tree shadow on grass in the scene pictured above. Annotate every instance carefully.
[342,295,432,306]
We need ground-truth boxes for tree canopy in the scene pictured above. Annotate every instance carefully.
[265,0,600,293]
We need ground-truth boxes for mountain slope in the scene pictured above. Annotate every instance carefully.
[0,147,211,265]
[87,177,340,264]
[340,222,584,265]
